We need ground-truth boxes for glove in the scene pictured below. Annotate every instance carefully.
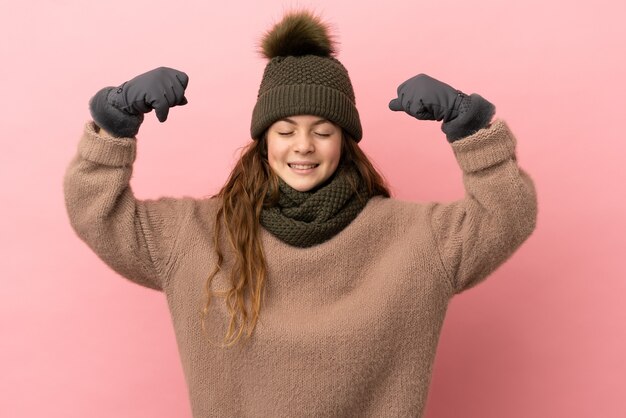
[389,73,495,142]
[89,67,189,138]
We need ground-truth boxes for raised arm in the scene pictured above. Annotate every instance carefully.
[428,120,537,293]
[389,73,537,293]
[64,67,190,291]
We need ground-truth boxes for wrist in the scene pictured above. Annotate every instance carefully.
[88,86,143,138]
[93,123,116,139]
[441,93,496,143]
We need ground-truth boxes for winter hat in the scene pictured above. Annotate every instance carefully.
[250,10,363,142]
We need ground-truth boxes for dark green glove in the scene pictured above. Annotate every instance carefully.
[389,74,495,142]
[89,67,189,138]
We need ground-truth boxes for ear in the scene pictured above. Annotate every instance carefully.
[260,131,269,158]
[339,130,351,164]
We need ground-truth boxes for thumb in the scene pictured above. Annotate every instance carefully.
[155,105,170,122]
[388,98,404,112]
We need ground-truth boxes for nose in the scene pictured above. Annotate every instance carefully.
[293,133,315,153]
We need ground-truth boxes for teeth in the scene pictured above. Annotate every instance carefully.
[290,164,317,169]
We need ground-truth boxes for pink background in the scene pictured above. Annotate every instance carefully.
[2,0,625,417]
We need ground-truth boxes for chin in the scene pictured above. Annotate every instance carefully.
[288,178,322,192]
[292,183,316,192]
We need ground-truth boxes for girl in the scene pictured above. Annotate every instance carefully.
[64,9,537,418]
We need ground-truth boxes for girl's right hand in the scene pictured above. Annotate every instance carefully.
[89,67,189,138]
[108,67,189,122]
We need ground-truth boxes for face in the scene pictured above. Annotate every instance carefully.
[266,115,342,192]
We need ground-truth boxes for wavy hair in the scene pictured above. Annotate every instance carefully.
[200,129,391,347]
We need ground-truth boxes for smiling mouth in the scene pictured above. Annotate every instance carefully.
[288,163,320,170]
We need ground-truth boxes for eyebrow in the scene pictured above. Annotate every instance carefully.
[277,118,332,126]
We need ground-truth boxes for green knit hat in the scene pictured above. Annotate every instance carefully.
[250,10,363,142]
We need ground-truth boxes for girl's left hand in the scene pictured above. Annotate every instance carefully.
[389,73,496,143]
[388,73,467,123]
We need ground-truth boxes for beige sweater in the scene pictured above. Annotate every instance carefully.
[64,119,537,418]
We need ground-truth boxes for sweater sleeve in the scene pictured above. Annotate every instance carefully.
[63,121,186,291]
[427,119,538,294]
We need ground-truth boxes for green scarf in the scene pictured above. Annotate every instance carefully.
[260,166,371,248]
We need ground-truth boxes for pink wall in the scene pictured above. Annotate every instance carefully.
[2,0,625,417]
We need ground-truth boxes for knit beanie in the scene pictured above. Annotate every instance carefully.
[250,10,363,142]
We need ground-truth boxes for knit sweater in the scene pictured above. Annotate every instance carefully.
[63,119,537,418]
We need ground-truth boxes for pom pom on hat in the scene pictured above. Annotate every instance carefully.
[259,10,337,59]
[250,9,363,142]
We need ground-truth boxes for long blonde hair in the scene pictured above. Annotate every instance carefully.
[201,130,391,347]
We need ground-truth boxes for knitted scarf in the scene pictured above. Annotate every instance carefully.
[260,166,371,248]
